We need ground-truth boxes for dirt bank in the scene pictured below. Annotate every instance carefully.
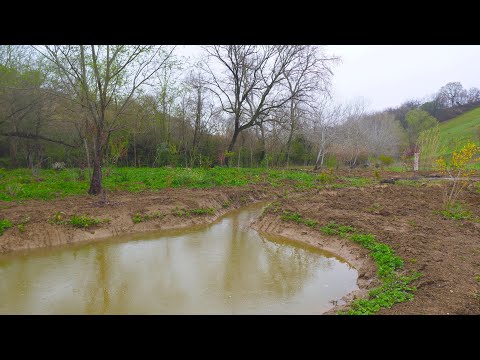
[0,186,274,253]
[254,184,480,314]
[1,182,479,314]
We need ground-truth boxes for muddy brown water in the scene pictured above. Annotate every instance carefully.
[0,202,358,314]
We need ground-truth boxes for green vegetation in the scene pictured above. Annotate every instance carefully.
[49,212,107,228]
[69,215,106,228]
[281,210,319,228]
[405,109,438,146]
[474,275,480,283]
[0,167,374,202]
[378,154,394,168]
[279,210,420,315]
[0,218,13,235]
[172,207,215,217]
[436,202,472,221]
[132,212,164,224]
[321,222,421,315]
[439,107,480,160]
[17,216,30,233]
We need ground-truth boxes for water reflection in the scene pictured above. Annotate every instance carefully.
[0,203,358,314]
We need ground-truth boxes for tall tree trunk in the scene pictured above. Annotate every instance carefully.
[258,124,266,164]
[84,138,92,177]
[286,100,295,169]
[225,129,240,166]
[89,135,103,195]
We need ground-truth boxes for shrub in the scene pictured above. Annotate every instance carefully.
[436,142,480,208]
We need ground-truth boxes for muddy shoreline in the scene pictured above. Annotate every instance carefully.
[0,187,273,254]
[251,215,377,314]
[1,182,479,314]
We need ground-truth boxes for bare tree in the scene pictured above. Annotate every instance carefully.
[185,68,215,165]
[34,45,175,195]
[307,98,343,170]
[202,45,307,165]
[283,46,338,168]
[466,87,480,104]
[438,82,466,107]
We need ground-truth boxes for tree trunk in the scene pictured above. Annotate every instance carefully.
[258,124,266,164]
[89,138,103,195]
[225,129,240,166]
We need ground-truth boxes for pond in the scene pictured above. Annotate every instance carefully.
[0,202,358,314]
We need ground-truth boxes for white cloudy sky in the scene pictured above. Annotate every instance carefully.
[176,45,480,112]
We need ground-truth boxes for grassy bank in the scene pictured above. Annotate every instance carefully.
[0,167,373,202]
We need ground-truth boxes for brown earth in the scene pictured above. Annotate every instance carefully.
[1,181,479,314]
[254,183,480,315]
[0,186,274,253]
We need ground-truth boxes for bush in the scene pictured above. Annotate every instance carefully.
[379,154,394,168]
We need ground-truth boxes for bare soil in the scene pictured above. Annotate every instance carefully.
[254,183,480,315]
[0,186,273,253]
[1,181,479,314]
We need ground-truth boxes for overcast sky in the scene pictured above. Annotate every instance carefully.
[176,45,480,112]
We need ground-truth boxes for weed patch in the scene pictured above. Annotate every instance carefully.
[0,219,13,235]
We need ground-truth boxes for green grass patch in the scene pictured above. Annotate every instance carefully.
[279,210,420,315]
[48,212,107,228]
[281,210,319,228]
[439,107,480,158]
[395,180,422,187]
[0,167,375,202]
[69,215,107,228]
[0,218,13,235]
[132,211,164,224]
[436,202,472,221]
[172,207,215,217]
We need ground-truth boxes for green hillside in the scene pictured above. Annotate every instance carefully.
[438,106,480,157]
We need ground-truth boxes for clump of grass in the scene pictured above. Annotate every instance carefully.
[436,202,471,220]
[366,202,383,213]
[281,210,319,228]
[6,183,22,197]
[222,200,232,208]
[49,212,107,228]
[68,215,105,228]
[132,211,164,224]
[395,180,421,187]
[0,219,13,235]
[172,207,214,217]
[17,216,31,233]
[316,171,336,185]
[190,208,214,215]
[475,275,480,283]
